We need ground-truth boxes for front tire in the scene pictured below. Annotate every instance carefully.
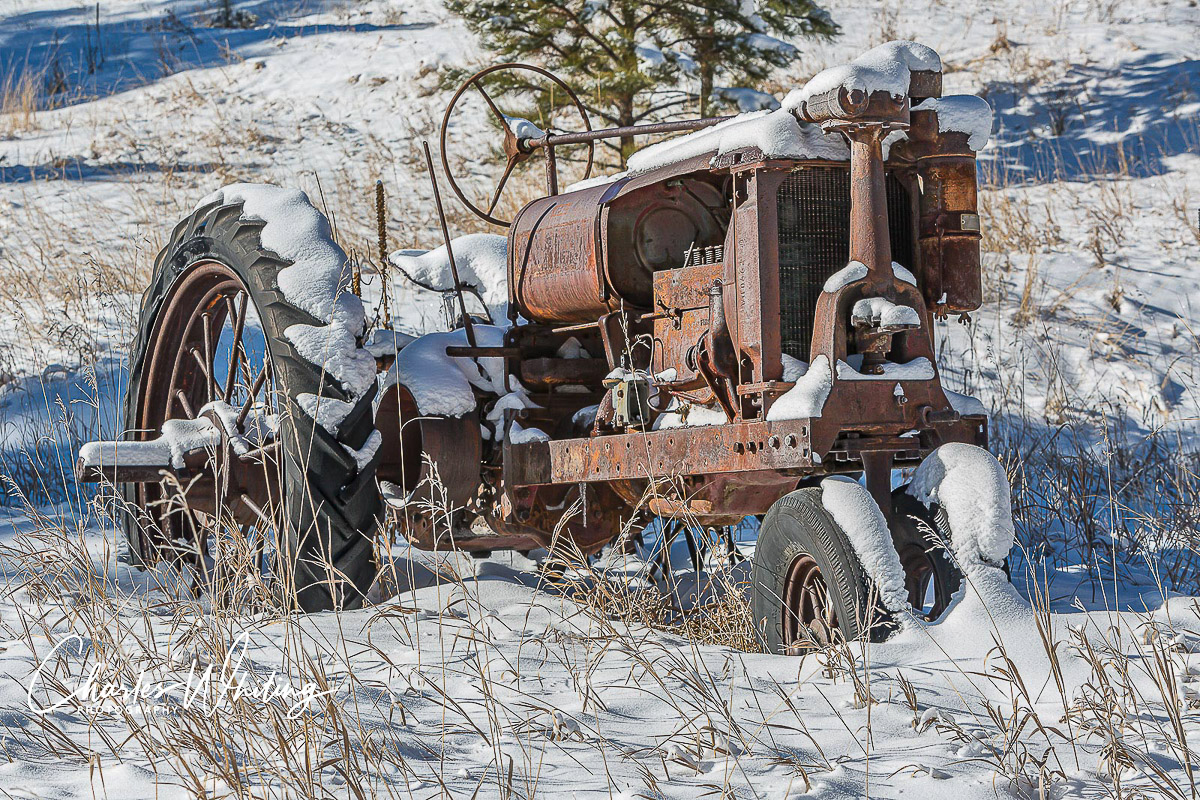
[890,490,961,621]
[752,488,892,654]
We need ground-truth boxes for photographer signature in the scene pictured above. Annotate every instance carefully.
[27,631,333,719]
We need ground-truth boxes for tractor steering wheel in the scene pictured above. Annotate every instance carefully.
[439,63,594,228]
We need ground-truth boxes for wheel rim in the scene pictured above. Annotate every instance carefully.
[133,259,284,603]
[782,553,839,650]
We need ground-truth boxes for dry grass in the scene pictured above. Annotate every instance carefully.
[0,19,1197,791]
[1171,187,1200,248]
[0,432,769,798]
[0,67,42,137]
[0,178,167,377]
[963,118,1200,588]
[6,471,1200,798]
[545,532,764,655]
[978,161,1066,258]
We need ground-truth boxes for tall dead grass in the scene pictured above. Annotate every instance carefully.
[1,29,1198,793]
[957,114,1200,599]
[0,415,765,798]
[5,458,1200,798]
[0,67,41,137]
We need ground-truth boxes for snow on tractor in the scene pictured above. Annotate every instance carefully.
[78,41,1008,653]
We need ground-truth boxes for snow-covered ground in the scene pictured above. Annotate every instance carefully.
[2,489,1198,799]
[0,0,1198,797]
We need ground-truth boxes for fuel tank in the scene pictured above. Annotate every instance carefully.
[507,166,728,324]
[507,183,615,325]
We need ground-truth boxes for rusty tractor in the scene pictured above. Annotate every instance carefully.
[79,42,992,651]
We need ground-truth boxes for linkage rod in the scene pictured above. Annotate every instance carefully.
[521,115,733,151]
[422,140,477,348]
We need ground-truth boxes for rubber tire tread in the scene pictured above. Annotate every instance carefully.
[889,490,962,621]
[119,195,381,612]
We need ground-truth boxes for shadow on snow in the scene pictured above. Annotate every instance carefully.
[982,52,1200,182]
[0,0,431,113]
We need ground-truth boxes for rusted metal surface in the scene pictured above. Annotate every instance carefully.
[378,390,484,551]
[906,110,984,315]
[845,128,896,285]
[115,260,284,564]
[794,87,909,129]
[650,262,721,392]
[504,405,981,482]
[490,478,629,554]
[508,174,730,324]
[517,356,609,389]
[603,176,727,306]
[860,450,895,520]
[908,69,942,101]
[506,420,816,486]
[373,382,426,498]
[697,279,739,418]
[783,553,837,650]
[488,65,984,538]
[508,184,613,324]
[727,166,766,395]
[525,115,733,150]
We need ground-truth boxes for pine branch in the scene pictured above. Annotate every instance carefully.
[636,94,696,119]
[538,0,621,62]
[443,0,840,169]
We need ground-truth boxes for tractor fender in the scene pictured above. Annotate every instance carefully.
[374,380,483,549]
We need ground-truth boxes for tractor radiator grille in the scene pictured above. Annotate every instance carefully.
[776,168,913,362]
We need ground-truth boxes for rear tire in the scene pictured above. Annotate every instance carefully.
[121,189,381,612]
[752,488,892,654]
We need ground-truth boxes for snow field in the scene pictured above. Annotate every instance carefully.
[0,484,1195,799]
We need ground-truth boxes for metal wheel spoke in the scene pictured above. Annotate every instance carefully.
[821,587,837,628]
[237,364,270,428]
[804,583,820,622]
[487,158,518,215]
[189,347,222,401]
[174,389,195,419]
[129,261,288,608]
[237,352,256,399]
[201,313,215,404]
[238,492,274,528]
[783,553,843,650]
[223,292,248,403]
[166,313,200,420]
[473,79,511,133]
[237,440,279,464]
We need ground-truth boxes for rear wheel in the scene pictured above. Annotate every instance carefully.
[752,488,892,654]
[121,189,381,611]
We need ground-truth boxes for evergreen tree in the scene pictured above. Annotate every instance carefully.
[446,0,837,167]
[664,1,838,118]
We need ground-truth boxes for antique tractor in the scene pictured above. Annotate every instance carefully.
[78,41,995,653]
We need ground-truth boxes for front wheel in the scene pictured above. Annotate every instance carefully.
[752,488,892,654]
[890,490,961,622]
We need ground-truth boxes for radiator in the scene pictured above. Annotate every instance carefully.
[776,167,913,362]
